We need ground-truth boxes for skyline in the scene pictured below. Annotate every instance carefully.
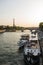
[0,18,41,27]
[0,0,43,27]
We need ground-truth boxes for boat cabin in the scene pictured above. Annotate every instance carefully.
[20,34,29,40]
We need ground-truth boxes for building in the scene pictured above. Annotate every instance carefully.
[13,18,15,27]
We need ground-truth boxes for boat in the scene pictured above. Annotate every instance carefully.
[18,34,29,49]
[31,30,37,34]
[21,29,24,32]
[0,30,5,33]
[23,33,42,65]
[23,40,42,65]
[29,33,38,42]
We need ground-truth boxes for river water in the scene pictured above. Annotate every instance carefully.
[0,30,30,65]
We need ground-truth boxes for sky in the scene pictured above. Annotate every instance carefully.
[0,0,43,27]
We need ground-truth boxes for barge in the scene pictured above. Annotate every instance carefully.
[23,32,42,65]
[18,34,29,49]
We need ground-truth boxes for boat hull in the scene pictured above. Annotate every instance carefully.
[24,54,40,65]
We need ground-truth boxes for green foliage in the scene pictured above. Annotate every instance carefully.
[0,26,4,29]
[39,22,43,31]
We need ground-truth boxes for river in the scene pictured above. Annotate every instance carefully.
[0,30,30,65]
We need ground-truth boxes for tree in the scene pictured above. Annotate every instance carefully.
[39,22,43,31]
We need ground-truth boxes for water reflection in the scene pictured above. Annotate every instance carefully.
[0,31,30,65]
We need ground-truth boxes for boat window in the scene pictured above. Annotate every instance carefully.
[31,40,37,43]
[31,43,35,46]
[20,36,29,40]
[31,36,36,38]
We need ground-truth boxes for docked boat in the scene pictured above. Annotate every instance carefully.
[23,33,42,65]
[23,40,42,65]
[18,34,29,49]
[29,33,38,41]
[31,30,37,34]
[0,30,5,33]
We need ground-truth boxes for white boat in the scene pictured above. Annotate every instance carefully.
[31,30,37,34]
[18,34,29,49]
[29,32,38,41]
[23,33,42,65]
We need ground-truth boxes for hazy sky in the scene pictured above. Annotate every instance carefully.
[0,0,43,27]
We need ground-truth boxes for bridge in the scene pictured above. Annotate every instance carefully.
[21,27,39,32]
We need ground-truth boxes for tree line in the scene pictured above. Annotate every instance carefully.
[0,25,25,31]
[0,22,43,31]
[39,22,43,31]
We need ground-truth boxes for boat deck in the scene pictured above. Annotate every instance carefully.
[31,41,40,49]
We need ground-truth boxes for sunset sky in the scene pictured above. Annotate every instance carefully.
[0,0,43,27]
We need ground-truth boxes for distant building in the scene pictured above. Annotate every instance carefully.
[13,18,16,32]
[13,18,15,27]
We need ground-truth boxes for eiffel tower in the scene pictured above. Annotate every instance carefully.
[13,18,15,27]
